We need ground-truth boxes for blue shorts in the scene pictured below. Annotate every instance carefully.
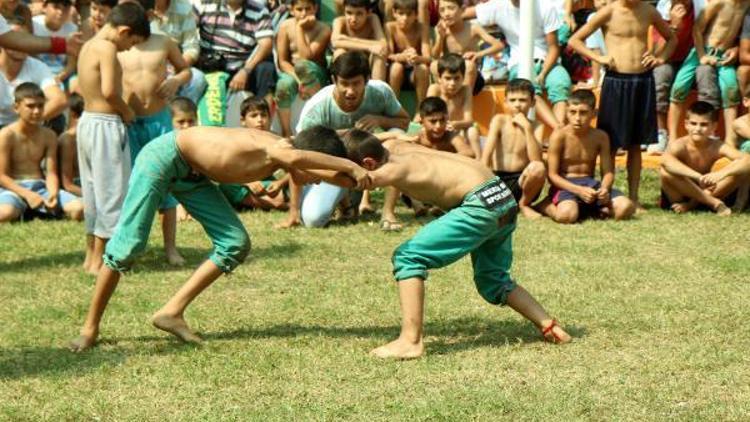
[0,179,78,216]
[551,176,623,216]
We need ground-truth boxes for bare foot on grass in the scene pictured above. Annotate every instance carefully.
[541,321,572,344]
[275,216,301,229]
[166,249,186,266]
[633,201,647,214]
[671,201,694,214]
[714,202,731,217]
[151,313,203,344]
[69,331,98,352]
[370,338,424,359]
[520,205,542,219]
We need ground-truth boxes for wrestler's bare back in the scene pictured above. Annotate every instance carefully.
[377,141,493,209]
[176,127,285,184]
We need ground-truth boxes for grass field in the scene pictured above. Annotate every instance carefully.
[2,170,750,420]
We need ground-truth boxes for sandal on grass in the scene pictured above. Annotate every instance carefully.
[380,220,404,232]
[540,319,568,344]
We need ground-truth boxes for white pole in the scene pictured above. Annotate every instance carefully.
[517,0,536,81]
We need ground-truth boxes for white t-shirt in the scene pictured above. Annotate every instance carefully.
[584,13,606,55]
[0,15,10,36]
[32,16,77,75]
[0,57,57,125]
[475,0,562,68]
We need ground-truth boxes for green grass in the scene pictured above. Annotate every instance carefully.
[2,170,750,420]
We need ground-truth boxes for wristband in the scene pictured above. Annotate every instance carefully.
[50,36,66,55]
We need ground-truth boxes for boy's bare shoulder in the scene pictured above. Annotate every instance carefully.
[589,127,609,143]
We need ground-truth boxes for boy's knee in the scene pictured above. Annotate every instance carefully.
[526,161,546,180]
[65,201,84,221]
[613,198,635,220]
[301,206,334,228]
[391,245,428,281]
[213,230,252,272]
[0,205,21,223]
[473,273,516,305]
[555,205,579,224]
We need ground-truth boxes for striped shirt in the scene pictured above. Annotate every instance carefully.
[151,0,200,61]
[193,0,273,71]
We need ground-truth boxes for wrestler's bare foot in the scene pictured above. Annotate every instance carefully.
[151,313,203,344]
[359,203,376,215]
[633,201,647,214]
[166,248,186,266]
[520,205,542,219]
[275,216,301,229]
[541,322,572,344]
[370,337,425,359]
[714,202,731,217]
[69,329,98,352]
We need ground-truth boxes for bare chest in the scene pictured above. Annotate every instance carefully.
[445,27,474,53]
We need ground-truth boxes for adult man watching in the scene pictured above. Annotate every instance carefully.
[0,14,81,56]
[279,51,410,229]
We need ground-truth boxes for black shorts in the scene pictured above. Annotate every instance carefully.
[494,171,522,202]
[597,70,657,148]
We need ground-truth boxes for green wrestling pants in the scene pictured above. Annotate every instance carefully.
[392,177,519,305]
[104,131,251,272]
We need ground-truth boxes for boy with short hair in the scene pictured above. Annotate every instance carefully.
[430,0,503,94]
[275,0,331,137]
[332,0,388,81]
[76,2,150,274]
[81,0,116,40]
[667,0,750,148]
[169,96,197,130]
[119,0,191,266]
[0,83,82,223]
[32,0,77,84]
[661,101,750,215]
[342,129,571,359]
[59,92,83,197]
[220,97,289,211]
[426,53,480,158]
[540,89,636,223]
[385,0,430,104]
[481,78,546,219]
[69,125,370,352]
[568,0,676,211]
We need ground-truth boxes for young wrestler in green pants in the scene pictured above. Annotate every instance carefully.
[70,125,369,351]
[342,130,572,359]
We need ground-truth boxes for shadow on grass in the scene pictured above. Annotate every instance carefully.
[0,241,304,274]
[200,317,588,355]
[0,339,194,381]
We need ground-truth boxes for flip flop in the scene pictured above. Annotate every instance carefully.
[540,319,567,344]
[380,220,404,232]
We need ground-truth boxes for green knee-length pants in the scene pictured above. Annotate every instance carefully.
[392,177,519,305]
[104,131,251,272]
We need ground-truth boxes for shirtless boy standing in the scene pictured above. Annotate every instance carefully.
[119,0,191,266]
[342,129,571,359]
[660,101,750,215]
[385,0,430,104]
[76,2,148,274]
[568,0,676,210]
[426,53,480,158]
[275,0,331,136]
[0,83,82,222]
[481,79,546,219]
[540,89,636,223]
[668,0,750,147]
[430,0,503,94]
[332,0,388,80]
[69,125,370,352]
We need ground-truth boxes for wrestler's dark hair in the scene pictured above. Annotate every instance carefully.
[419,96,448,117]
[331,51,371,81]
[567,89,596,109]
[43,0,73,7]
[108,2,150,38]
[393,0,417,13]
[290,0,317,7]
[438,0,461,7]
[14,82,46,103]
[342,129,386,164]
[687,101,718,121]
[294,126,348,158]
[169,96,197,116]
[92,0,118,8]
[437,53,465,76]
[240,97,270,118]
[506,78,535,99]
[344,0,371,10]
[68,93,84,118]
[129,0,155,12]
